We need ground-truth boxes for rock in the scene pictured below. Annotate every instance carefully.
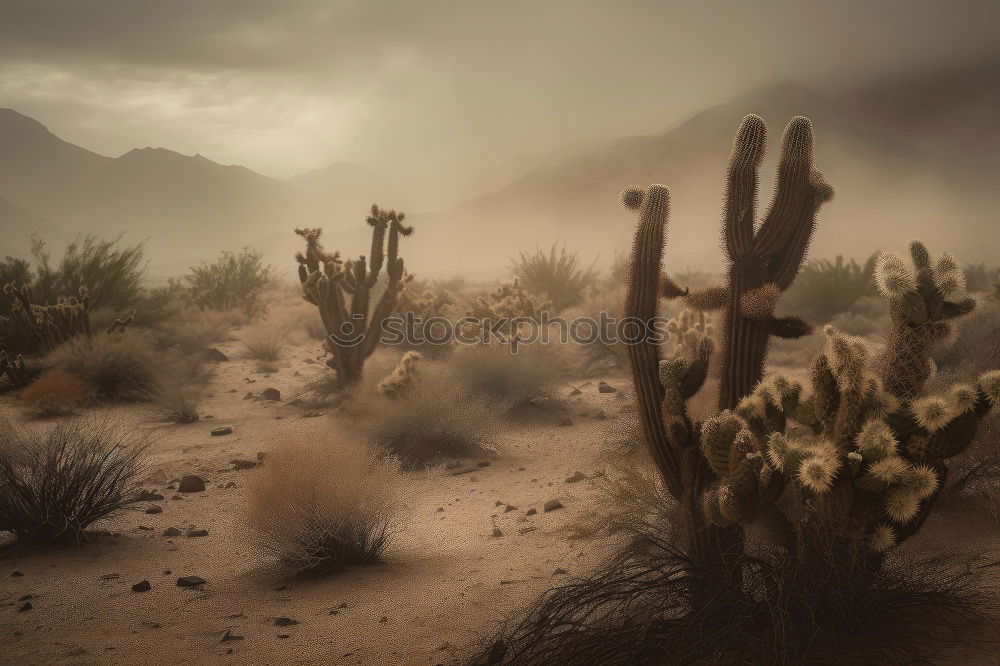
[503,504,517,513]
[476,461,490,468]
[211,427,233,437]
[565,471,586,483]
[145,505,163,514]
[176,576,207,588]
[256,452,267,462]
[274,617,299,627]
[220,628,243,643]
[543,499,563,512]
[225,481,237,489]
[243,392,255,400]
[162,527,182,537]
[18,602,31,612]
[597,381,617,393]
[177,475,205,493]
[137,490,165,501]
[206,348,229,362]
[592,409,608,421]
[525,508,537,516]
[558,416,573,426]
[171,494,184,500]
[277,634,290,639]
[492,528,503,538]
[132,580,151,592]
[553,567,568,575]
[261,387,281,401]
[10,570,23,577]
[569,388,582,396]
[230,459,257,470]
[186,529,209,538]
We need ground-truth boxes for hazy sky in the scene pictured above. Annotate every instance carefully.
[2,0,998,182]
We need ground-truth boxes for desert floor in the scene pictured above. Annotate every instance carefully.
[0,337,632,665]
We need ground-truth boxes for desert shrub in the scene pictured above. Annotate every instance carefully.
[354,358,504,468]
[510,243,597,311]
[447,341,570,408]
[186,247,273,317]
[152,353,210,423]
[239,322,288,361]
[936,298,1000,373]
[244,435,402,575]
[566,462,676,540]
[45,330,159,402]
[18,369,93,418]
[155,307,243,353]
[0,417,149,544]
[780,254,875,323]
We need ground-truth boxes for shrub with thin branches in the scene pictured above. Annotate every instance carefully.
[18,369,93,419]
[244,434,402,575]
[0,417,149,544]
[186,247,273,318]
[510,243,597,311]
[45,330,159,402]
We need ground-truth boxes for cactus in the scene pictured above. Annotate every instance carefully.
[0,348,29,388]
[295,205,413,386]
[377,351,423,398]
[622,113,999,575]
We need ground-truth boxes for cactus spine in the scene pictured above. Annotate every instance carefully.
[295,205,413,386]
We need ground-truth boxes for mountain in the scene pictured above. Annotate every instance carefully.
[407,64,1000,272]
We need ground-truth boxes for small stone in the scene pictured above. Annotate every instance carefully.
[230,459,257,470]
[569,388,582,396]
[492,528,503,538]
[18,594,32,601]
[186,529,209,538]
[379,617,388,624]
[137,490,165,501]
[132,580,151,592]
[565,471,586,483]
[476,461,490,468]
[177,475,205,493]
[597,382,617,393]
[206,348,228,362]
[171,494,183,500]
[503,504,517,513]
[176,576,207,587]
[543,499,563,512]
[10,570,24,577]
[243,392,255,400]
[592,409,608,421]
[525,508,537,516]
[145,505,163,514]
[277,634,290,639]
[18,602,31,612]
[553,567,568,575]
[256,452,267,462]
[220,628,243,643]
[261,387,281,401]
[558,416,573,426]
[225,481,237,489]
[163,527,182,537]
[211,427,233,437]
[274,617,299,627]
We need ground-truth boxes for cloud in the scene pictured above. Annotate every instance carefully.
[1,0,998,185]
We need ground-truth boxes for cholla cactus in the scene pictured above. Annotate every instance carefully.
[465,279,550,342]
[874,241,976,399]
[0,348,29,388]
[377,351,423,398]
[663,308,714,362]
[620,113,997,572]
[295,205,414,386]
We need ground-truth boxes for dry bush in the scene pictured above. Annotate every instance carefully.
[566,462,676,540]
[510,243,598,311]
[0,417,149,544]
[45,331,159,402]
[156,307,242,353]
[353,360,504,469]
[448,341,571,408]
[18,369,93,419]
[240,322,288,361]
[244,435,402,575]
[152,353,210,423]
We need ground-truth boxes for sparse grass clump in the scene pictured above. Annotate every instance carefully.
[18,369,93,419]
[448,341,570,408]
[45,331,159,402]
[0,418,149,545]
[152,354,210,423]
[245,435,402,575]
[354,359,504,468]
[240,322,288,362]
[510,243,597,311]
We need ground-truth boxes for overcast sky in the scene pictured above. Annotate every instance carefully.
[2,0,998,182]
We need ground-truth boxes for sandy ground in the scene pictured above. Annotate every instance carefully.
[0,339,631,665]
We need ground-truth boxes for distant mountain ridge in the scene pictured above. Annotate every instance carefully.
[1,61,998,276]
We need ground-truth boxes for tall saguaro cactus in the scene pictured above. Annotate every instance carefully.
[295,205,414,386]
[621,115,832,568]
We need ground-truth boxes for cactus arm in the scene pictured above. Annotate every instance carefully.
[622,184,683,496]
[722,114,767,261]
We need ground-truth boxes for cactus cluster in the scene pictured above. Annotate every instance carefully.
[621,114,995,570]
[0,348,28,388]
[465,279,550,342]
[295,205,414,386]
[663,308,713,362]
